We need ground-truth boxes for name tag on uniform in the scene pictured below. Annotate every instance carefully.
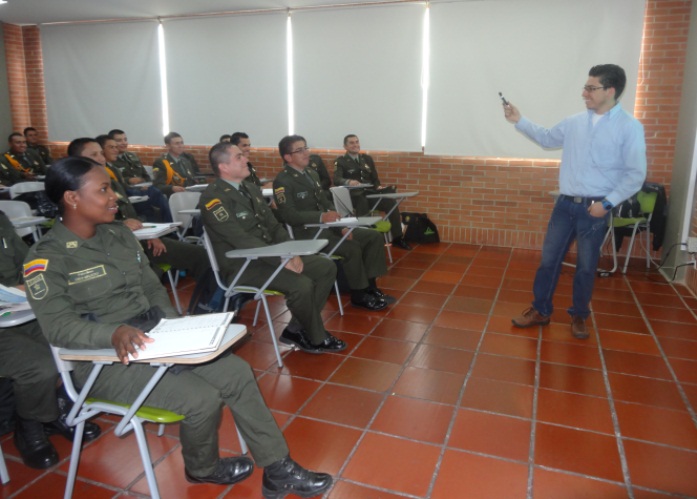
[297,191,308,199]
[236,211,250,219]
[68,265,107,285]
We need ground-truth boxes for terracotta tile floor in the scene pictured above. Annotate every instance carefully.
[3,243,697,498]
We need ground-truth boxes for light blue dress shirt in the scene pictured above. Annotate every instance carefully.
[515,103,647,207]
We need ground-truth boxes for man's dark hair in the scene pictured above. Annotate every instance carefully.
[67,137,99,157]
[23,127,37,136]
[219,134,232,143]
[95,134,110,148]
[589,64,626,100]
[107,129,125,139]
[209,142,234,176]
[8,132,23,143]
[278,135,306,159]
[343,134,358,146]
[229,132,249,146]
[164,131,182,145]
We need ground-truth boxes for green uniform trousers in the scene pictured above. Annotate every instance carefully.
[73,353,288,475]
[0,321,59,422]
[225,254,335,344]
[146,237,210,283]
[314,227,387,290]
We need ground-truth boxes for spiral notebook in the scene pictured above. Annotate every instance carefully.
[129,311,235,361]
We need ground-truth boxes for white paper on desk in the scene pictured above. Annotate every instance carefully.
[324,217,358,226]
[0,284,31,313]
[129,312,235,360]
[132,223,181,239]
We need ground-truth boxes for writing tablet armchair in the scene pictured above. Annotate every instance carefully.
[49,324,248,499]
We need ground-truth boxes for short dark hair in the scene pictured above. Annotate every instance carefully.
[209,142,234,176]
[229,132,249,146]
[45,156,102,215]
[67,137,99,157]
[23,127,37,135]
[219,134,232,143]
[95,134,110,148]
[107,129,125,139]
[8,132,23,143]
[164,131,182,145]
[343,134,358,145]
[278,135,306,159]
[588,64,627,100]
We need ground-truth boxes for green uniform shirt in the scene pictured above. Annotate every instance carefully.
[24,221,176,350]
[28,144,53,165]
[113,151,151,182]
[334,152,381,188]
[152,153,199,196]
[309,154,331,191]
[0,211,28,286]
[273,164,334,239]
[200,178,290,280]
[0,148,47,185]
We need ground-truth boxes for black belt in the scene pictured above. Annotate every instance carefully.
[558,194,604,205]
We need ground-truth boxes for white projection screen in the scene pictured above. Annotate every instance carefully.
[291,3,424,151]
[163,13,288,146]
[426,0,646,158]
[42,21,163,144]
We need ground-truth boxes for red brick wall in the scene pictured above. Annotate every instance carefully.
[3,0,694,262]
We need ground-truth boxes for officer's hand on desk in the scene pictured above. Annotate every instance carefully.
[124,218,143,231]
[321,211,340,223]
[172,186,186,193]
[129,177,145,185]
[348,180,361,187]
[341,228,354,240]
[285,256,304,274]
[147,238,167,256]
[112,325,154,365]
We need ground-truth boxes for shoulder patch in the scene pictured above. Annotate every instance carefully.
[24,258,48,277]
[26,274,48,300]
[205,198,222,210]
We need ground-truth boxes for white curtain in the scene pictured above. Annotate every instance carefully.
[291,3,424,151]
[162,13,288,146]
[42,22,162,143]
[426,0,646,158]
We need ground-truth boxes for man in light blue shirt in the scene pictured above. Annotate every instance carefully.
[503,64,646,339]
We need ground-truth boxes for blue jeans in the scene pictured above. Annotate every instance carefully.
[532,198,609,319]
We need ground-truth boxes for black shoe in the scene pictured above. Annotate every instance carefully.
[279,328,323,354]
[44,418,101,443]
[262,456,332,499]
[317,334,347,352]
[350,291,388,311]
[185,456,254,485]
[392,237,412,251]
[46,386,102,442]
[14,417,59,469]
[369,288,396,305]
[0,417,15,437]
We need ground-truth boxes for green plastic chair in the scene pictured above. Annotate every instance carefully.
[612,190,658,274]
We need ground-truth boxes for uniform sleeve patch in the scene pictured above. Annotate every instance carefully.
[213,206,229,222]
[275,187,286,205]
[205,198,222,210]
[23,259,48,277]
[26,274,48,300]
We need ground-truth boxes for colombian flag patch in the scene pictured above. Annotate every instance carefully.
[23,259,48,277]
[205,199,222,210]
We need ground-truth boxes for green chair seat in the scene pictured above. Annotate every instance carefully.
[86,398,185,424]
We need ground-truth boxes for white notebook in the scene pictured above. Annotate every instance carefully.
[129,312,235,361]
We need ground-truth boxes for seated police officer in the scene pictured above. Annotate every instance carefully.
[274,135,392,311]
[0,210,100,469]
[334,134,410,250]
[201,142,346,354]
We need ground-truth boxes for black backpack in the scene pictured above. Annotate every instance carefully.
[401,212,440,244]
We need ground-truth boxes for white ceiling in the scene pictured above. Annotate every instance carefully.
[0,0,419,25]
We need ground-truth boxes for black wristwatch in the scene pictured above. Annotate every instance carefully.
[601,199,613,211]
